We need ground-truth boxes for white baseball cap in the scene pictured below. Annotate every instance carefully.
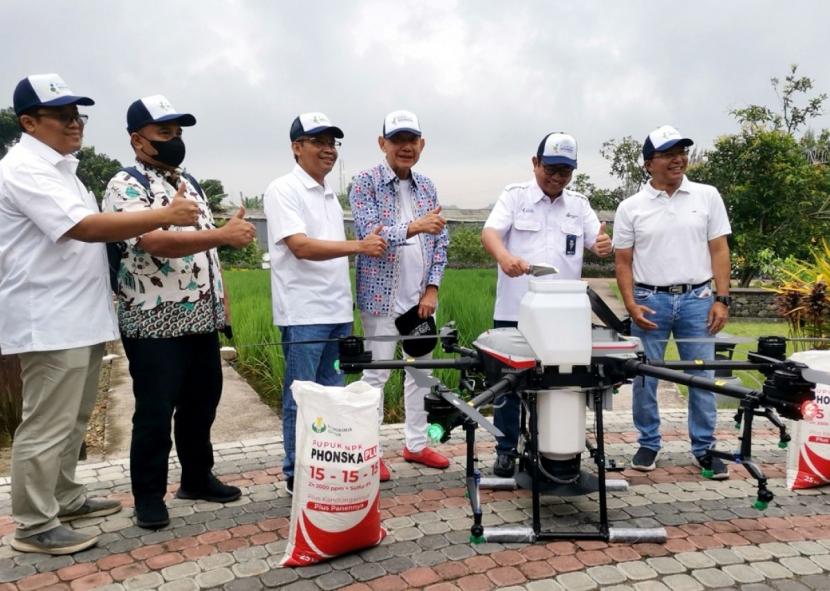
[383,110,421,138]
[290,112,344,140]
[642,125,693,160]
[537,132,577,169]
[127,95,196,133]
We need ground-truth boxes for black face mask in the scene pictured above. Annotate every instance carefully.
[142,136,186,168]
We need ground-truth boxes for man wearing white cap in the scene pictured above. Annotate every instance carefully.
[349,110,451,481]
[102,95,256,528]
[613,125,731,479]
[264,113,387,494]
[0,75,199,554]
[481,132,612,477]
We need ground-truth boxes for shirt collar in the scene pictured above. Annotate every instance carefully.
[293,164,335,196]
[19,133,79,171]
[530,177,567,205]
[645,175,691,198]
[136,159,181,185]
[380,161,416,189]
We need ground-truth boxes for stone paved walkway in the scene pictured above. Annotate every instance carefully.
[1,410,830,590]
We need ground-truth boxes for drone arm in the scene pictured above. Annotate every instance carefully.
[339,356,481,373]
[649,359,768,372]
[469,373,521,409]
[623,359,756,399]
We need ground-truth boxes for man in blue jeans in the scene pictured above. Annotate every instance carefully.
[613,125,732,479]
[263,113,387,494]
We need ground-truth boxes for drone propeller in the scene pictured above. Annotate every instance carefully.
[407,367,503,438]
[802,367,830,385]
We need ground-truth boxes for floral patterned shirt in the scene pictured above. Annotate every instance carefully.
[102,161,225,339]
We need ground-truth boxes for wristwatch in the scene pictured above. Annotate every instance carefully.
[715,295,732,307]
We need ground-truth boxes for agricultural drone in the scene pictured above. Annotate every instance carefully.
[336,279,827,545]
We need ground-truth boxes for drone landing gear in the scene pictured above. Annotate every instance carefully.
[470,389,667,544]
[707,395,777,509]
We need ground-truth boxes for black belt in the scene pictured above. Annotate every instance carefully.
[634,280,710,294]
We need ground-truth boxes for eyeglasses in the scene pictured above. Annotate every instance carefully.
[296,137,341,149]
[541,165,574,178]
[34,111,88,126]
[653,147,689,159]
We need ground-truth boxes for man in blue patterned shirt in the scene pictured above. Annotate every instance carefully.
[349,110,451,481]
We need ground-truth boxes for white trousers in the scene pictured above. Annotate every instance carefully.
[359,313,432,453]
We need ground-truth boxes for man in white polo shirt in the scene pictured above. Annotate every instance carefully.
[613,125,732,479]
[481,132,612,477]
[264,113,387,494]
[349,110,451,481]
[0,74,198,554]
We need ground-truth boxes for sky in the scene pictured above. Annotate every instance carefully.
[3,1,829,207]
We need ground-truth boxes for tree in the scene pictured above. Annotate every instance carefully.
[688,129,830,286]
[0,107,21,158]
[76,147,122,204]
[198,179,227,214]
[569,173,624,211]
[731,64,827,135]
[600,136,648,195]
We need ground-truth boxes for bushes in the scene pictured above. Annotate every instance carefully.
[446,226,490,268]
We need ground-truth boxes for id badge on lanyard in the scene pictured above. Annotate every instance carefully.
[565,234,577,255]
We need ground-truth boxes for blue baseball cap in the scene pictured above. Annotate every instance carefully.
[537,132,578,169]
[642,125,694,160]
[290,112,344,141]
[13,73,94,116]
[126,95,196,133]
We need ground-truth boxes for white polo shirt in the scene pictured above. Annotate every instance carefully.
[485,179,601,321]
[0,134,118,354]
[612,176,731,285]
[264,164,353,326]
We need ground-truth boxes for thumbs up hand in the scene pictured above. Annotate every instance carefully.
[592,222,612,257]
[221,206,257,248]
[359,224,387,257]
[164,183,200,227]
[413,205,446,235]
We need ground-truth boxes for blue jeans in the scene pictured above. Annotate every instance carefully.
[279,322,351,477]
[630,284,717,457]
[492,320,521,456]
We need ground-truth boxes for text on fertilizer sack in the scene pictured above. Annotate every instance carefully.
[306,500,370,513]
[310,442,378,465]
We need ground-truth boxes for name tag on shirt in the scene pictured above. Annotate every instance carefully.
[566,234,577,255]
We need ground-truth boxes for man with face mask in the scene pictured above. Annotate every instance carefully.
[103,95,257,529]
[349,110,451,481]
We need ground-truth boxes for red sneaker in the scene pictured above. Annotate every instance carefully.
[379,459,391,482]
[403,446,450,469]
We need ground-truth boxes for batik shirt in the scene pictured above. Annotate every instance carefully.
[103,162,225,338]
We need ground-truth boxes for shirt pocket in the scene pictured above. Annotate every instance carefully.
[510,216,541,255]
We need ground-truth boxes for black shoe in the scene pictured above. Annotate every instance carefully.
[176,474,241,503]
[493,454,516,477]
[694,453,730,480]
[11,525,98,555]
[286,476,294,496]
[631,447,659,471]
[135,500,170,530]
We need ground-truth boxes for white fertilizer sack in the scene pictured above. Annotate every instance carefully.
[787,351,830,490]
[281,380,386,566]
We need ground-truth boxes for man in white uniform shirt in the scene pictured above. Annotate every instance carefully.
[349,111,451,481]
[264,113,387,494]
[481,132,612,477]
[613,125,732,479]
[0,74,198,554]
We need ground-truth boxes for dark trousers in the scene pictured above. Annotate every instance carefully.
[122,332,222,506]
[491,320,521,456]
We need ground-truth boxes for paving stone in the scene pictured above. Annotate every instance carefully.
[526,582,566,591]
[790,541,829,556]
[233,546,268,561]
[313,569,354,590]
[770,580,812,591]
[158,579,199,591]
[738,585,776,591]
[194,567,234,588]
[703,548,743,566]
[722,563,765,584]
[198,553,235,571]
[412,550,446,566]
[675,552,716,570]
[585,565,627,585]
[662,574,704,591]
[33,554,75,573]
[797,574,830,590]
[617,561,658,581]
[646,557,685,575]
[556,571,598,591]
[293,562,332,579]
[259,568,299,588]
[123,572,166,590]
[224,576,266,591]
[759,542,800,558]
[733,545,773,562]
[690,568,735,588]
[349,561,387,582]
[328,553,364,570]
[378,556,415,574]
[810,553,830,570]
[752,561,794,580]
[231,559,269,578]
[632,582,670,591]
[161,561,201,581]
[779,556,823,575]
[441,543,477,561]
